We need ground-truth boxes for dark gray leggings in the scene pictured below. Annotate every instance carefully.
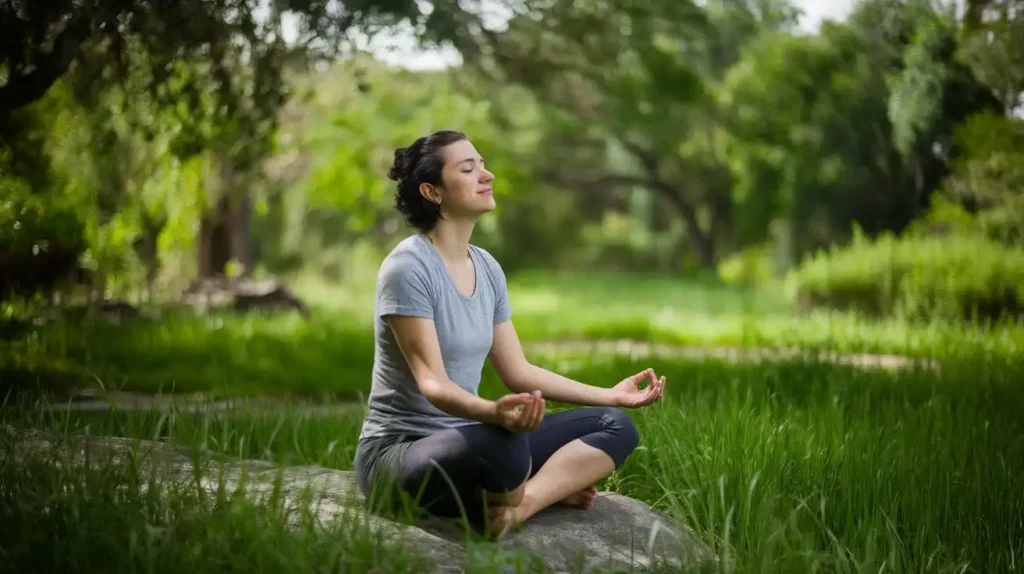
[355,406,640,525]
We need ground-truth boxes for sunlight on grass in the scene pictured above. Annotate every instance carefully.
[3,270,1024,572]
[289,268,1024,358]
[5,347,1023,573]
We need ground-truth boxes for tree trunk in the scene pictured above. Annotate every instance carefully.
[680,209,716,269]
[197,194,233,277]
[133,212,166,299]
[655,184,716,268]
[196,159,254,279]
[231,191,253,277]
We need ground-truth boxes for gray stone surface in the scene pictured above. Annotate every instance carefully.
[4,426,715,573]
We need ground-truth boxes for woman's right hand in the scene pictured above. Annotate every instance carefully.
[493,390,545,433]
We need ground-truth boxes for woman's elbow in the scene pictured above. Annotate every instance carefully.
[418,378,447,406]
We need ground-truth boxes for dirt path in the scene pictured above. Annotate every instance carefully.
[43,340,938,412]
[44,391,364,415]
[522,339,941,372]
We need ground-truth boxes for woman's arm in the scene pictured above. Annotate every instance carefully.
[489,320,636,407]
[389,315,528,424]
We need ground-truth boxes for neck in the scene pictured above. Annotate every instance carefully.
[424,216,475,262]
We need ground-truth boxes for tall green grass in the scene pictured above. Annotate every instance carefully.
[2,310,374,400]
[7,348,1023,573]
[3,271,1023,572]
[0,426,437,573]
[5,272,1024,402]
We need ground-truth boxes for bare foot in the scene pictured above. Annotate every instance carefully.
[486,505,524,540]
[559,485,598,509]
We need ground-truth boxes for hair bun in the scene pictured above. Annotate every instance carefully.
[387,147,408,182]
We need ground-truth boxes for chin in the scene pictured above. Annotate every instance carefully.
[477,197,497,213]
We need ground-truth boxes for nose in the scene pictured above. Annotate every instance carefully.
[481,167,494,183]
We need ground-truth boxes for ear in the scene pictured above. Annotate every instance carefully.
[418,182,442,205]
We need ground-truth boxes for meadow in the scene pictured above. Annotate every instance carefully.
[3,271,1023,573]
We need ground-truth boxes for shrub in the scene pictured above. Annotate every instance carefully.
[787,228,1024,321]
[0,182,87,303]
[717,244,775,287]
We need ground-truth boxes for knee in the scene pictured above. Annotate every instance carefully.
[480,430,532,491]
[598,407,640,455]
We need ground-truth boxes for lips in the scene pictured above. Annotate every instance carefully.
[478,188,493,195]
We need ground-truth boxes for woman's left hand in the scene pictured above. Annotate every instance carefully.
[611,368,665,408]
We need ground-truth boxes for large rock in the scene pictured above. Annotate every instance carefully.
[5,428,715,573]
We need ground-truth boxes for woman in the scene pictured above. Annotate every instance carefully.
[353,129,666,539]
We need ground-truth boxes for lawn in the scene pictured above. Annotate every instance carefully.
[2,271,1023,572]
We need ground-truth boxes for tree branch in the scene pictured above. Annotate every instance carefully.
[0,11,92,114]
[537,168,656,193]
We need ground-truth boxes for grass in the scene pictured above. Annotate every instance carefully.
[1,310,373,400]
[2,270,1024,572]
[6,349,1024,573]
[0,425,447,573]
[3,271,1022,402]
[298,268,1024,358]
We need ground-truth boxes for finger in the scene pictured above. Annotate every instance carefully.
[629,368,652,387]
[521,395,536,428]
[529,392,544,428]
[499,393,533,410]
[513,395,537,431]
[650,376,662,400]
[641,378,661,406]
[640,385,657,406]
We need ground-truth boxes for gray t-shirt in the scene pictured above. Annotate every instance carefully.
[356,232,512,442]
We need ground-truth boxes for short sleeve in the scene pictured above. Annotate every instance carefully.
[481,250,512,324]
[377,253,434,319]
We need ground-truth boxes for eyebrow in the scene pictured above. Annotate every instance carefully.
[455,157,484,166]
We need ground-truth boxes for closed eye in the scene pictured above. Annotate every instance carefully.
[456,157,485,175]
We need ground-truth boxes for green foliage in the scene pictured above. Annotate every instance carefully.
[268,58,571,274]
[0,186,87,302]
[716,244,774,287]
[958,0,1024,116]
[6,320,1024,572]
[0,429,437,573]
[788,228,1024,320]
[942,112,1024,244]
[887,15,955,159]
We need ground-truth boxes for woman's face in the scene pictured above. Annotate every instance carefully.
[422,139,495,219]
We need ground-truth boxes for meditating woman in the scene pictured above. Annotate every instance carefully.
[353,129,666,539]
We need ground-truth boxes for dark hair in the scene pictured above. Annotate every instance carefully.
[388,129,468,232]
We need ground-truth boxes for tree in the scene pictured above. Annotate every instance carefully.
[718,0,1002,268]
[959,0,1024,116]
[1,0,490,287]
[455,0,798,269]
[885,7,1002,218]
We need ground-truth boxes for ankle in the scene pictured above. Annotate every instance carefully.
[515,493,541,523]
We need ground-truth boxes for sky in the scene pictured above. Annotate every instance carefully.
[328,0,860,71]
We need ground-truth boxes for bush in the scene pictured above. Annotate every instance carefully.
[0,183,87,303]
[717,244,775,287]
[787,228,1024,321]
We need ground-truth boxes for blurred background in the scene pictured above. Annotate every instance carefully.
[2,0,1021,325]
[3,3,1024,571]
[1,0,1022,339]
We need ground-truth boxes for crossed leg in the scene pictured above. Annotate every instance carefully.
[368,406,640,538]
[484,407,639,538]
